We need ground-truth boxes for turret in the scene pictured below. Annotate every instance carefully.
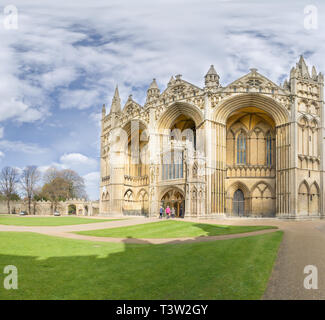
[204,65,220,90]
[146,78,160,103]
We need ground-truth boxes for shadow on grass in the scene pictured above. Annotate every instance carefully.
[0,230,282,300]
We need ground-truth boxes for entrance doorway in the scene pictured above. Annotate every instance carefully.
[161,190,185,217]
[233,189,245,216]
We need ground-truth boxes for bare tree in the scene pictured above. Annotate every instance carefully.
[43,167,87,199]
[0,167,20,214]
[43,167,60,184]
[61,169,87,199]
[20,166,41,215]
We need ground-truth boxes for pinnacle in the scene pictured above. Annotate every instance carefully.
[206,65,217,76]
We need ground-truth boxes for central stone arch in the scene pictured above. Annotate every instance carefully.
[157,102,204,131]
[213,93,289,126]
[211,93,291,216]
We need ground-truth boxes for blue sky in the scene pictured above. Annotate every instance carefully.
[0,0,325,199]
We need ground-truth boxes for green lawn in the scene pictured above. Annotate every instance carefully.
[0,215,119,226]
[0,231,282,300]
[76,220,276,238]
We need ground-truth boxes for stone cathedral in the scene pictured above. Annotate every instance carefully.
[100,56,324,219]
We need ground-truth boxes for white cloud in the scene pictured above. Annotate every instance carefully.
[0,140,48,154]
[1,0,324,123]
[59,152,97,169]
[59,89,101,110]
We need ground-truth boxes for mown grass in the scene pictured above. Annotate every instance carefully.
[0,230,282,300]
[0,215,119,226]
[76,220,276,238]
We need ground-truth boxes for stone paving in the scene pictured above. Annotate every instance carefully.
[1,216,325,299]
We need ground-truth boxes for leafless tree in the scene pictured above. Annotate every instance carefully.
[43,167,60,184]
[0,166,20,214]
[61,169,87,199]
[43,167,87,199]
[20,166,41,215]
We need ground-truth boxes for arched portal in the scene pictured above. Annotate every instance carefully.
[225,105,277,216]
[161,189,185,217]
[68,204,76,215]
[210,93,290,216]
[233,189,245,216]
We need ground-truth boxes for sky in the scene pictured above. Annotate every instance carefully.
[0,0,324,200]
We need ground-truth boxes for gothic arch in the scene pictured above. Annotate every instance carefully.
[157,102,203,131]
[137,188,148,201]
[226,181,250,199]
[298,180,309,215]
[250,181,275,216]
[213,93,289,126]
[250,180,275,196]
[226,181,250,216]
[122,119,148,138]
[159,186,185,200]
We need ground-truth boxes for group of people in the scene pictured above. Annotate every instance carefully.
[159,205,183,219]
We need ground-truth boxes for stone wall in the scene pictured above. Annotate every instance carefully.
[0,199,99,216]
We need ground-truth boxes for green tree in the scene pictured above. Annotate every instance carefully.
[41,177,71,213]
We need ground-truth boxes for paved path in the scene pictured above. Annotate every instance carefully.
[1,216,325,299]
[0,217,277,244]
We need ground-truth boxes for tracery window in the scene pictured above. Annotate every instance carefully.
[237,133,246,164]
[161,151,184,180]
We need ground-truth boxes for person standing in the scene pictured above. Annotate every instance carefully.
[165,205,171,219]
[171,206,175,218]
[159,206,164,219]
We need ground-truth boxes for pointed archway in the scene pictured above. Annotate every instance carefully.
[161,189,185,217]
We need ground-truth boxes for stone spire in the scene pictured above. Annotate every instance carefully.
[297,55,310,78]
[146,78,160,103]
[283,79,290,91]
[110,86,121,113]
[312,65,318,80]
[102,103,106,118]
[204,65,220,89]
[167,76,175,87]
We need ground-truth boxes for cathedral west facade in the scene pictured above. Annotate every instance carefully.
[100,56,324,219]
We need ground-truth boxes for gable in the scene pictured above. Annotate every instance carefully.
[224,69,287,94]
[160,77,204,99]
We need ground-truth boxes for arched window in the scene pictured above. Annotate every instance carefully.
[161,151,184,180]
[237,133,246,164]
[266,133,272,166]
